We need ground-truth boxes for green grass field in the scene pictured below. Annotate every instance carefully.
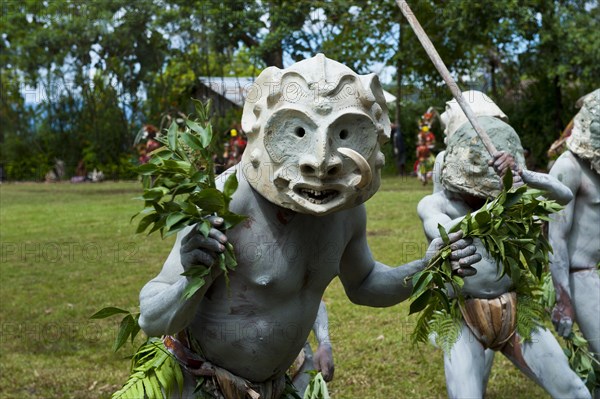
[0,177,550,398]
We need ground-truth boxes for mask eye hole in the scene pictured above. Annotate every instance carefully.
[339,129,349,140]
[295,127,306,138]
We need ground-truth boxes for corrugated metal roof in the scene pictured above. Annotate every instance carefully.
[198,77,255,107]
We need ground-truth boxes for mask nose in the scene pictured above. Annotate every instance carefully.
[299,154,343,178]
[299,134,342,178]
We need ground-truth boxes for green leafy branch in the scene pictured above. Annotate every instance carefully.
[133,99,246,299]
[90,311,183,399]
[303,371,330,399]
[91,307,141,352]
[112,338,184,399]
[410,170,561,349]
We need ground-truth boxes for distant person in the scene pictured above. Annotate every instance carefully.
[70,159,88,183]
[223,127,247,168]
[416,142,433,185]
[416,126,435,185]
[137,125,160,165]
[44,159,65,182]
[418,125,436,150]
[391,123,406,176]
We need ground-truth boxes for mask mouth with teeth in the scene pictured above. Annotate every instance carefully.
[294,187,339,205]
[240,54,390,216]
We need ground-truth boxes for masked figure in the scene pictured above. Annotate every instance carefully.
[137,55,481,398]
[418,100,589,398]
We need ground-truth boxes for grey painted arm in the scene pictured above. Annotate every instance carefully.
[548,156,579,337]
[312,301,334,381]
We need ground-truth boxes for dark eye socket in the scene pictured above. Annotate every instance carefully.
[339,129,349,139]
[295,127,306,138]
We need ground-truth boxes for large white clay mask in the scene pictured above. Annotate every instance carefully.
[240,54,390,215]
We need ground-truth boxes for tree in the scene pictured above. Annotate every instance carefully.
[2,0,598,179]
[1,0,170,179]
[285,0,598,169]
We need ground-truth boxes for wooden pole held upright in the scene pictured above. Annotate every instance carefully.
[395,0,498,156]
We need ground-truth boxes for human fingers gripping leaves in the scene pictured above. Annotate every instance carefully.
[425,231,480,277]
[180,215,238,300]
[180,215,228,288]
[411,230,480,320]
[180,216,227,270]
[448,236,480,277]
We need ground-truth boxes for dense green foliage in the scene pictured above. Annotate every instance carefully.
[2,1,599,180]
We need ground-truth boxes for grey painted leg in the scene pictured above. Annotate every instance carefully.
[444,322,487,399]
[502,328,591,399]
[481,349,495,394]
[571,270,600,399]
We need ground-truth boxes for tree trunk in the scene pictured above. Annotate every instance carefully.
[395,20,403,127]
[262,50,284,68]
[553,75,563,133]
[489,59,497,99]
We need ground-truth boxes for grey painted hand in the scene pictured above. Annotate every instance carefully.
[180,216,228,272]
[313,343,334,382]
[551,301,575,338]
[489,151,524,187]
[426,231,481,277]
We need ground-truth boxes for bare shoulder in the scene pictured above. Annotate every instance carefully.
[550,151,582,177]
[214,165,239,191]
[550,151,582,190]
[417,191,447,218]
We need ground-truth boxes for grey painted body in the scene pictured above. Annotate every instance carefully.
[549,150,600,398]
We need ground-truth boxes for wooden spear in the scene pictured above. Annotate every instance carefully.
[395,0,498,156]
